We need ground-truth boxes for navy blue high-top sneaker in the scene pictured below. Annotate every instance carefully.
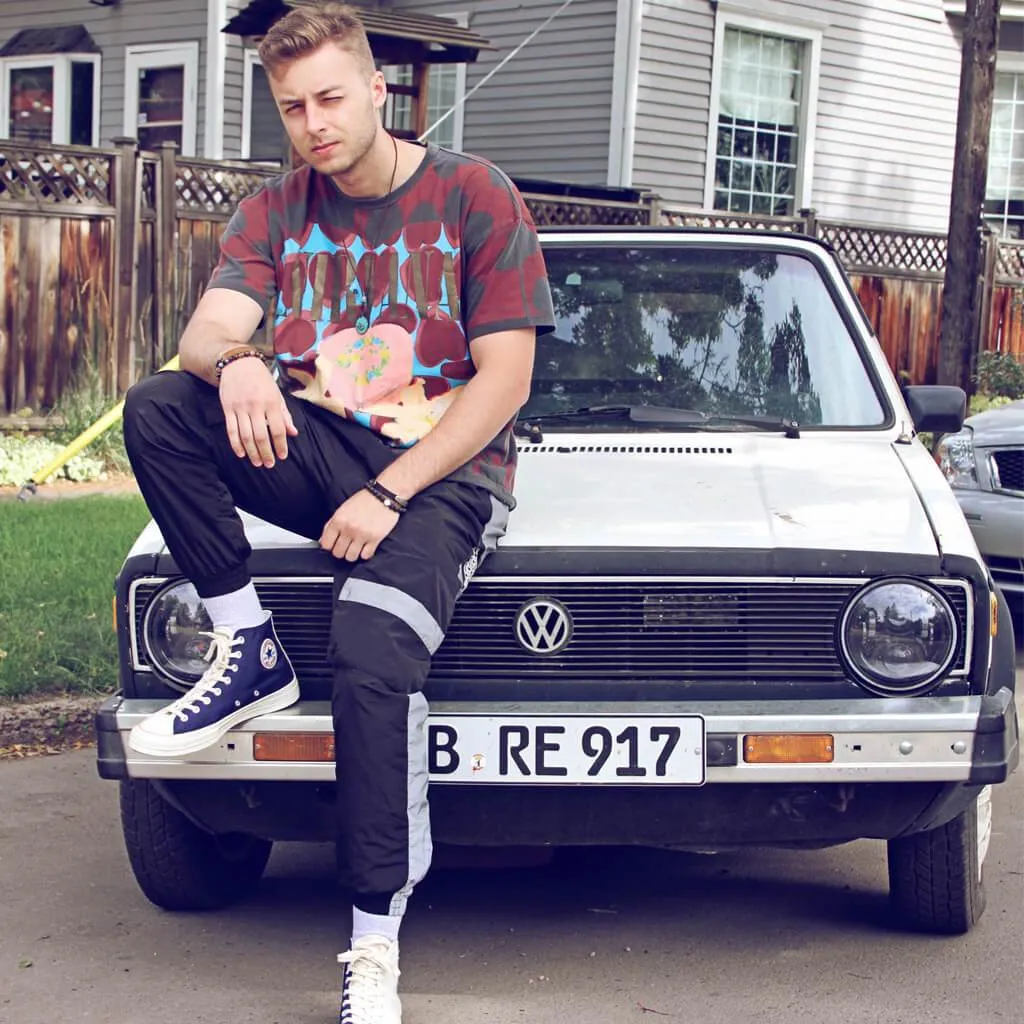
[128,611,299,757]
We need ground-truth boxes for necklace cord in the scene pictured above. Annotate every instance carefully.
[345,133,400,334]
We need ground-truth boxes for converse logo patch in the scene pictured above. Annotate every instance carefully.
[260,639,278,670]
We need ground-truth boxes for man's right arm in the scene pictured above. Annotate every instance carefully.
[178,288,267,386]
[178,287,298,468]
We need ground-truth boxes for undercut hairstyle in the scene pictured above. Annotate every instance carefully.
[258,2,376,79]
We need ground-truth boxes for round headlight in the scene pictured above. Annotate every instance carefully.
[840,579,958,695]
[142,580,214,689]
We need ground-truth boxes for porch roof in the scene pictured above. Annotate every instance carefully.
[0,24,99,57]
[222,1,494,64]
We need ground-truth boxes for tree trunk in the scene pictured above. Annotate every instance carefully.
[938,0,1001,396]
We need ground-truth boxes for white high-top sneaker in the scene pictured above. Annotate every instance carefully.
[337,935,402,1024]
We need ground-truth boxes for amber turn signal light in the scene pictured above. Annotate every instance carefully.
[253,733,335,761]
[743,734,834,764]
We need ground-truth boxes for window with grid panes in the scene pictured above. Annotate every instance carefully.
[986,71,1024,238]
[713,27,804,216]
[387,62,461,150]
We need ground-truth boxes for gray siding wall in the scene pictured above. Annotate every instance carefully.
[633,0,968,231]
[391,0,618,184]
[788,0,960,230]
[0,0,209,153]
[633,0,713,205]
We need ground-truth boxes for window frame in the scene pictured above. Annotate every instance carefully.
[383,10,469,152]
[703,8,822,215]
[0,53,101,147]
[241,47,273,162]
[985,51,1024,238]
[124,42,199,157]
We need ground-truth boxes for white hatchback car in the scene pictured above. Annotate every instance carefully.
[96,229,1019,937]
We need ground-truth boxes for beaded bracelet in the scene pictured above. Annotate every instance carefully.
[214,346,266,381]
[364,478,409,514]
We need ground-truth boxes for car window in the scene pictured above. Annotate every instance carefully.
[527,244,888,428]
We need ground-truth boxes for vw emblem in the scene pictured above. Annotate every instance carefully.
[515,598,574,655]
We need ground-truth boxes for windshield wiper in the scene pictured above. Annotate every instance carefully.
[701,413,801,438]
[514,405,800,442]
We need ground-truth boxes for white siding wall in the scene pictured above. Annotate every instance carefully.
[0,0,209,151]
[222,0,246,159]
[633,0,969,231]
[391,0,619,184]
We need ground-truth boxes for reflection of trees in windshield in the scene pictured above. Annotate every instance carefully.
[535,248,822,423]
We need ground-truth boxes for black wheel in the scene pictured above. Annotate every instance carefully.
[887,786,991,934]
[119,779,272,911]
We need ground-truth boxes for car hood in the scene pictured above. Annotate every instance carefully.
[965,399,1024,447]
[503,434,939,552]
[126,434,946,560]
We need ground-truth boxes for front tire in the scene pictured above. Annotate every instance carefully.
[887,786,991,934]
[120,779,272,911]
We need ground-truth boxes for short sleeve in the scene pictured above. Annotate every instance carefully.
[206,188,278,309]
[460,165,555,342]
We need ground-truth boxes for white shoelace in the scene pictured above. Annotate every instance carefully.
[337,945,391,1021]
[165,632,245,722]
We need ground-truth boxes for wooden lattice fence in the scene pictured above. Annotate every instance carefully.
[2,138,1023,417]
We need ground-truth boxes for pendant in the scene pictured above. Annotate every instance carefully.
[355,315,369,335]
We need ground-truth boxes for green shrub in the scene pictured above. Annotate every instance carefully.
[969,393,1014,416]
[50,366,131,475]
[0,434,108,486]
[974,351,1024,400]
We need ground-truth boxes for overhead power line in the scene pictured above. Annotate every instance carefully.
[418,0,578,144]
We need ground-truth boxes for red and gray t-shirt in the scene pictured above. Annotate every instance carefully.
[207,142,555,507]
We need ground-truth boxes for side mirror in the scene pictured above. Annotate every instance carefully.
[903,385,966,434]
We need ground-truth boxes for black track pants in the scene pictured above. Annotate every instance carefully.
[123,370,508,913]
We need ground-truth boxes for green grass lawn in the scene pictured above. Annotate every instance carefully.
[0,495,151,698]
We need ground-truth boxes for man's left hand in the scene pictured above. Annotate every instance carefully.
[320,490,401,561]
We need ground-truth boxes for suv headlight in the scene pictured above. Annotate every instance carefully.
[937,429,979,489]
[142,580,213,688]
[840,579,958,695]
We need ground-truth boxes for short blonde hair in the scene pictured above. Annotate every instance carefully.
[258,2,376,79]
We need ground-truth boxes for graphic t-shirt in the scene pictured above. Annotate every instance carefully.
[207,142,555,507]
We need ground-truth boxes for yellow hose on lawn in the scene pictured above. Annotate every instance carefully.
[17,355,180,501]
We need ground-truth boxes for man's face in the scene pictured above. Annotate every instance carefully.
[268,42,385,176]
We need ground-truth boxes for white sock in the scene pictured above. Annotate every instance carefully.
[201,583,265,635]
[351,907,401,945]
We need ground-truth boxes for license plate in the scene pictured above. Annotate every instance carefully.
[427,715,705,785]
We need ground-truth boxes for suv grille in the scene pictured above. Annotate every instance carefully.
[991,448,1024,494]
[131,577,971,683]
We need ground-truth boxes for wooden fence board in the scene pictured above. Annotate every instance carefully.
[850,275,945,385]
[36,218,61,410]
[6,215,25,412]
[988,287,1024,358]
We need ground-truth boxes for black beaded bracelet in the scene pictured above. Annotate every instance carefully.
[214,347,266,381]
[364,479,409,514]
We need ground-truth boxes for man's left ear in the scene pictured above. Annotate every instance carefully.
[372,70,387,111]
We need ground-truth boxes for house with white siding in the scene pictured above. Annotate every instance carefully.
[4,0,1024,236]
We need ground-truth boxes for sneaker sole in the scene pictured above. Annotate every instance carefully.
[127,678,300,757]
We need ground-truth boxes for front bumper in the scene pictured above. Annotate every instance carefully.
[97,691,1019,787]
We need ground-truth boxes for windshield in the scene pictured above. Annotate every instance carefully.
[524,244,888,429]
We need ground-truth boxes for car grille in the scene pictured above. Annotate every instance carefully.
[987,555,1024,592]
[991,448,1024,494]
[131,577,971,683]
